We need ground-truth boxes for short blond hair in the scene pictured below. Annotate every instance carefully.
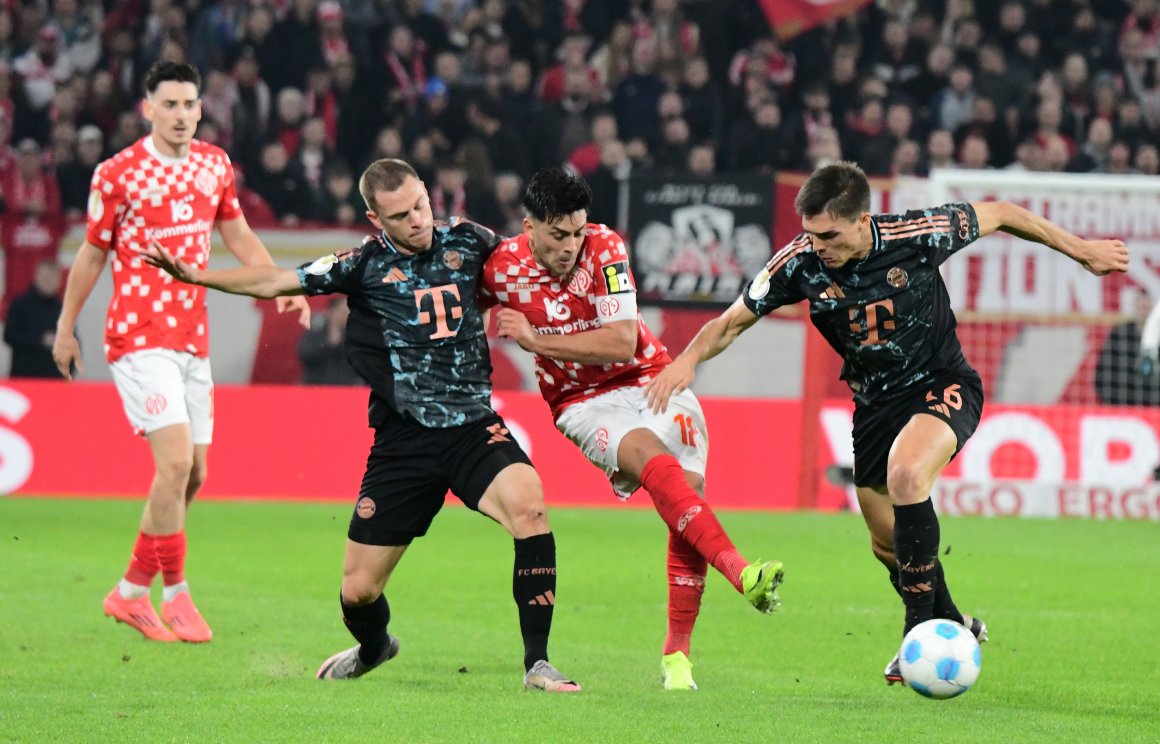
[358,158,419,211]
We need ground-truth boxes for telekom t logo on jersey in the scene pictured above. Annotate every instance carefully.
[414,284,463,339]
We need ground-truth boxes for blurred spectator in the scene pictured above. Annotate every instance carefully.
[189,0,245,74]
[729,99,784,171]
[926,129,956,170]
[0,9,18,66]
[957,133,991,169]
[728,36,794,94]
[1116,96,1151,150]
[295,116,335,194]
[103,27,141,101]
[1135,142,1160,174]
[463,94,530,183]
[1096,292,1160,406]
[863,100,915,175]
[568,110,618,175]
[108,110,146,154]
[268,0,325,93]
[312,162,363,228]
[381,25,429,117]
[679,57,725,144]
[49,0,100,74]
[1066,118,1114,172]
[298,297,363,386]
[934,63,976,132]
[910,43,954,112]
[13,26,73,110]
[539,66,600,169]
[491,171,526,235]
[248,141,313,225]
[651,115,691,172]
[316,1,350,68]
[57,124,102,219]
[826,44,860,126]
[201,70,238,150]
[1,139,61,217]
[1005,138,1045,171]
[1099,139,1139,174]
[330,53,381,170]
[503,59,541,147]
[399,0,450,58]
[230,47,272,168]
[975,43,1024,117]
[955,96,1013,166]
[271,87,306,157]
[613,37,666,143]
[4,259,62,378]
[845,97,888,167]
[806,125,842,169]
[539,31,600,105]
[686,143,715,176]
[402,77,460,159]
[591,20,634,89]
[891,139,922,176]
[1041,133,1072,171]
[872,18,924,94]
[430,159,501,229]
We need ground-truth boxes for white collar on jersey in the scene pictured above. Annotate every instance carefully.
[143,135,191,166]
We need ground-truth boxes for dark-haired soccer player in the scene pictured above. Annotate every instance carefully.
[53,61,310,643]
[480,167,784,691]
[140,158,580,692]
[646,161,1128,684]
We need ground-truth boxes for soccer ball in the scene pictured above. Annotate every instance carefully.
[898,619,982,699]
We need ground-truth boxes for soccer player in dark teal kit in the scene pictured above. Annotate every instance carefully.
[141,159,579,692]
[647,161,1129,684]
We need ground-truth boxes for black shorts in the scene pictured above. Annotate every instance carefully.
[851,369,984,489]
[348,411,532,546]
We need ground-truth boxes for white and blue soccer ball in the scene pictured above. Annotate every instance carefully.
[898,619,982,699]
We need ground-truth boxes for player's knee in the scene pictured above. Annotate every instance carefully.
[886,461,928,502]
[341,572,384,605]
[156,455,195,489]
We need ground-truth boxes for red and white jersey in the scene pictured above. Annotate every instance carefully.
[481,223,671,417]
[86,137,241,362]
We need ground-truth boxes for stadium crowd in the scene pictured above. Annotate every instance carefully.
[3,0,1158,379]
[0,0,1156,232]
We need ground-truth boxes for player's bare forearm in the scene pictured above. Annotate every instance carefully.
[55,242,107,336]
[191,265,305,298]
[219,216,277,267]
[972,201,1129,275]
[677,298,760,365]
[528,322,637,364]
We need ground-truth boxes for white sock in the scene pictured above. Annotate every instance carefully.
[117,579,150,599]
[163,581,190,603]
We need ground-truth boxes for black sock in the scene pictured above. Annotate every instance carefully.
[886,563,903,598]
[933,562,964,624]
[513,532,556,671]
[341,593,390,665]
[893,498,940,634]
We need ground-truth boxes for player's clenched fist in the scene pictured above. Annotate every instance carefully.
[645,355,696,414]
[495,307,540,353]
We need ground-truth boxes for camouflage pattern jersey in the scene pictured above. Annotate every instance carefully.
[296,222,501,428]
[742,202,982,406]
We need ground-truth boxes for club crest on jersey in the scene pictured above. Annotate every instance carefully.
[887,267,908,288]
[603,261,632,294]
[443,250,463,270]
[566,268,592,295]
[195,169,218,197]
[356,497,376,519]
[87,190,103,221]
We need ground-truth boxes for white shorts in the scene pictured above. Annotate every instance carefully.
[109,348,214,444]
[554,386,708,499]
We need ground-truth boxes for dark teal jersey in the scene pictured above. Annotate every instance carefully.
[742,202,982,405]
[296,222,502,427]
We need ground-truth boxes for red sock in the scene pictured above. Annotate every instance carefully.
[640,454,748,592]
[154,532,187,586]
[663,529,706,656]
[124,531,160,586]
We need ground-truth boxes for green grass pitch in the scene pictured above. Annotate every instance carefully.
[1,497,1157,743]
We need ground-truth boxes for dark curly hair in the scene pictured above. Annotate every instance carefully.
[522,167,592,224]
[144,61,202,96]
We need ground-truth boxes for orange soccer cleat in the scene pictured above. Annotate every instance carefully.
[103,589,178,642]
[161,592,214,643]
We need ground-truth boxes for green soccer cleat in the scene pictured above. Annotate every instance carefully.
[661,651,697,691]
[740,559,785,614]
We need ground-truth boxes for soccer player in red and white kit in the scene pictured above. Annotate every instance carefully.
[480,167,784,690]
[52,61,310,643]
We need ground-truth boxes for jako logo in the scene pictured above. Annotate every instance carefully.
[0,387,33,495]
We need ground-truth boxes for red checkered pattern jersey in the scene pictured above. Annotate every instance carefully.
[481,223,672,417]
[85,137,241,362]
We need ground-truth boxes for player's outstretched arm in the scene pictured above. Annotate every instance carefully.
[495,307,636,364]
[645,297,760,413]
[218,216,312,327]
[139,241,305,299]
[53,241,108,380]
[972,201,1129,276]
